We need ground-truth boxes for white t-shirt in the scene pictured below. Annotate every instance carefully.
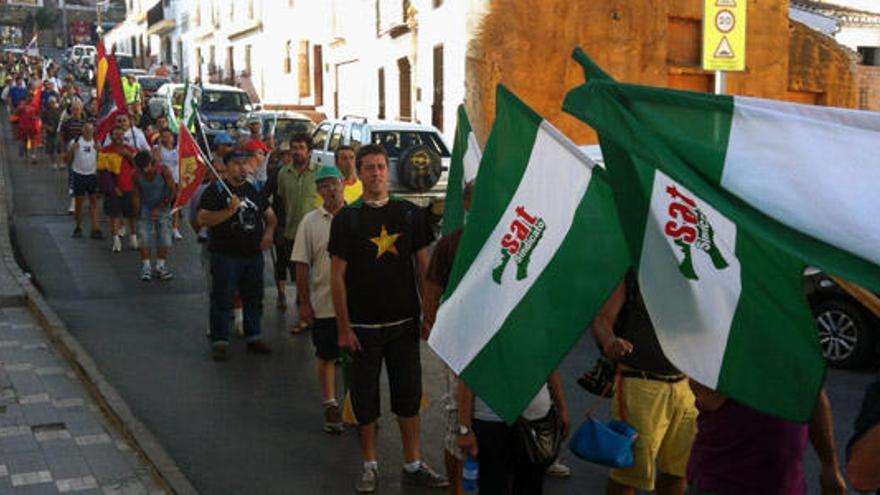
[290,207,335,319]
[104,127,149,151]
[156,145,179,183]
[473,384,552,422]
[71,137,98,175]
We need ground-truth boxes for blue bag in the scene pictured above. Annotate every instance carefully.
[568,416,638,468]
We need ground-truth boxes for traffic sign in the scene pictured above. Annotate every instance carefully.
[703,0,746,71]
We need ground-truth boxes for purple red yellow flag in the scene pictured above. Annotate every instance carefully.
[173,124,208,211]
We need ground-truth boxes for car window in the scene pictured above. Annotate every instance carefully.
[199,91,250,112]
[267,118,313,138]
[312,122,332,150]
[350,124,364,149]
[329,124,345,151]
[138,77,170,91]
[370,130,451,158]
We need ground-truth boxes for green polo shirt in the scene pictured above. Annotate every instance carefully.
[276,162,317,240]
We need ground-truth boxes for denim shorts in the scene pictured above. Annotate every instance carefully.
[138,212,172,249]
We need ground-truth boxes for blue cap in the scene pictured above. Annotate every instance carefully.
[213,132,235,146]
[225,148,254,163]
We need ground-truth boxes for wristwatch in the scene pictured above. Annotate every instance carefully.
[457,424,471,436]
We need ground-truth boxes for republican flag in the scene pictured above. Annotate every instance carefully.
[25,32,38,55]
[428,86,629,422]
[560,48,856,422]
[95,42,128,142]
[173,124,208,211]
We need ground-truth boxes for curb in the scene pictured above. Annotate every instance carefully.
[0,122,197,495]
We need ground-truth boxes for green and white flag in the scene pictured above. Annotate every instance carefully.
[165,89,180,134]
[563,49,846,422]
[442,105,482,234]
[428,85,629,423]
[181,81,200,132]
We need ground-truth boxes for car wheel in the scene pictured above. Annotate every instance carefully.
[814,299,875,368]
[397,145,442,192]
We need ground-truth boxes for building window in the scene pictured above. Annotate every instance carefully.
[209,45,216,74]
[298,41,311,97]
[378,68,385,119]
[314,45,324,106]
[284,41,292,74]
[433,0,442,7]
[245,45,252,76]
[398,57,411,120]
[432,44,443,131]
[858,46,879,66]
[227,46,235,79]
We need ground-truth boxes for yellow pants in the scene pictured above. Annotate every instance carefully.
[610,373,697,491]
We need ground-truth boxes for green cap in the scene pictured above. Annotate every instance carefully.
[315,165,343,183]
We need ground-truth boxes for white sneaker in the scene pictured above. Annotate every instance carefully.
[67,198,75,214]
[119,225,127,236]
[111,235,122,253]
[129,234,139,250]
[546,460,571,478]
[156,265,173,281]
[140,265,152,281]
[172,228,183,240]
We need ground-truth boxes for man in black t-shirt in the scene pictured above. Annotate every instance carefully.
[198,149,277,361]
[329,144,447,493]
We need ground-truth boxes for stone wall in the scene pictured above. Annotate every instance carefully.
[466,0,858,145]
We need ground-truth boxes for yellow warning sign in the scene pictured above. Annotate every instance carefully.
[703,0,746,71]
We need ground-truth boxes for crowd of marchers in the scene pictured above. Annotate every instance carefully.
[2,50,878,495]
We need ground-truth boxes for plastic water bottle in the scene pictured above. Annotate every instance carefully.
[463,456,479,493]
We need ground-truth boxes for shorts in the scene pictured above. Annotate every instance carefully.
[44,133,60,154]
[609,370,698,491]
[311,317,339,361]
[273,239,295,282]
[350,320,421,425]
[138,212,172,249]
[71,172,98,197]
[104,191,135,218]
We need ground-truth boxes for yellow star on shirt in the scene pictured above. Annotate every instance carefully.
[370,225,401,258]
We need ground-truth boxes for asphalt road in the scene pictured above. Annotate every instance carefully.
[2,116,876,494]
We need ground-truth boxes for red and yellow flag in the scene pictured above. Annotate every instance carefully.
[173,124,208,211]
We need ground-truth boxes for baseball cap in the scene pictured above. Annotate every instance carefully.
[244,139,270,154]
[315,165,343,183]
[213,132,235,146]
[225,148,254,163]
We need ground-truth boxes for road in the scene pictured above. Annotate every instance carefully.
[2,117,876,494]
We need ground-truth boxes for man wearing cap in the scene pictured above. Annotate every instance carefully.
[244,138,270,189]
[122,73,142,106]
[197,148,277,361]
[274,133,317,327]
[292,165,346,433]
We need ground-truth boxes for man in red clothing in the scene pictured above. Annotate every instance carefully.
[14,96,40,163]
[98,126,138,252]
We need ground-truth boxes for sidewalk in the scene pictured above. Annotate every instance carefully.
[0,119,166,493]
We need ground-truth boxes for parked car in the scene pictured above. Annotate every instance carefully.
[805,269,880,368]
[310,116,450,209]
[148,83,257,137]
[239,110,316,144]
[136,75,171,101]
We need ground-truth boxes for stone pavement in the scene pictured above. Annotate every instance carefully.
[0,306,162,494]
[0,118,166,493]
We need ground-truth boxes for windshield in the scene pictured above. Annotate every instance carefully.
[138,77,170,91]
[371,130,450,158]
[200,90,250,112]
[268,118,314,137]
